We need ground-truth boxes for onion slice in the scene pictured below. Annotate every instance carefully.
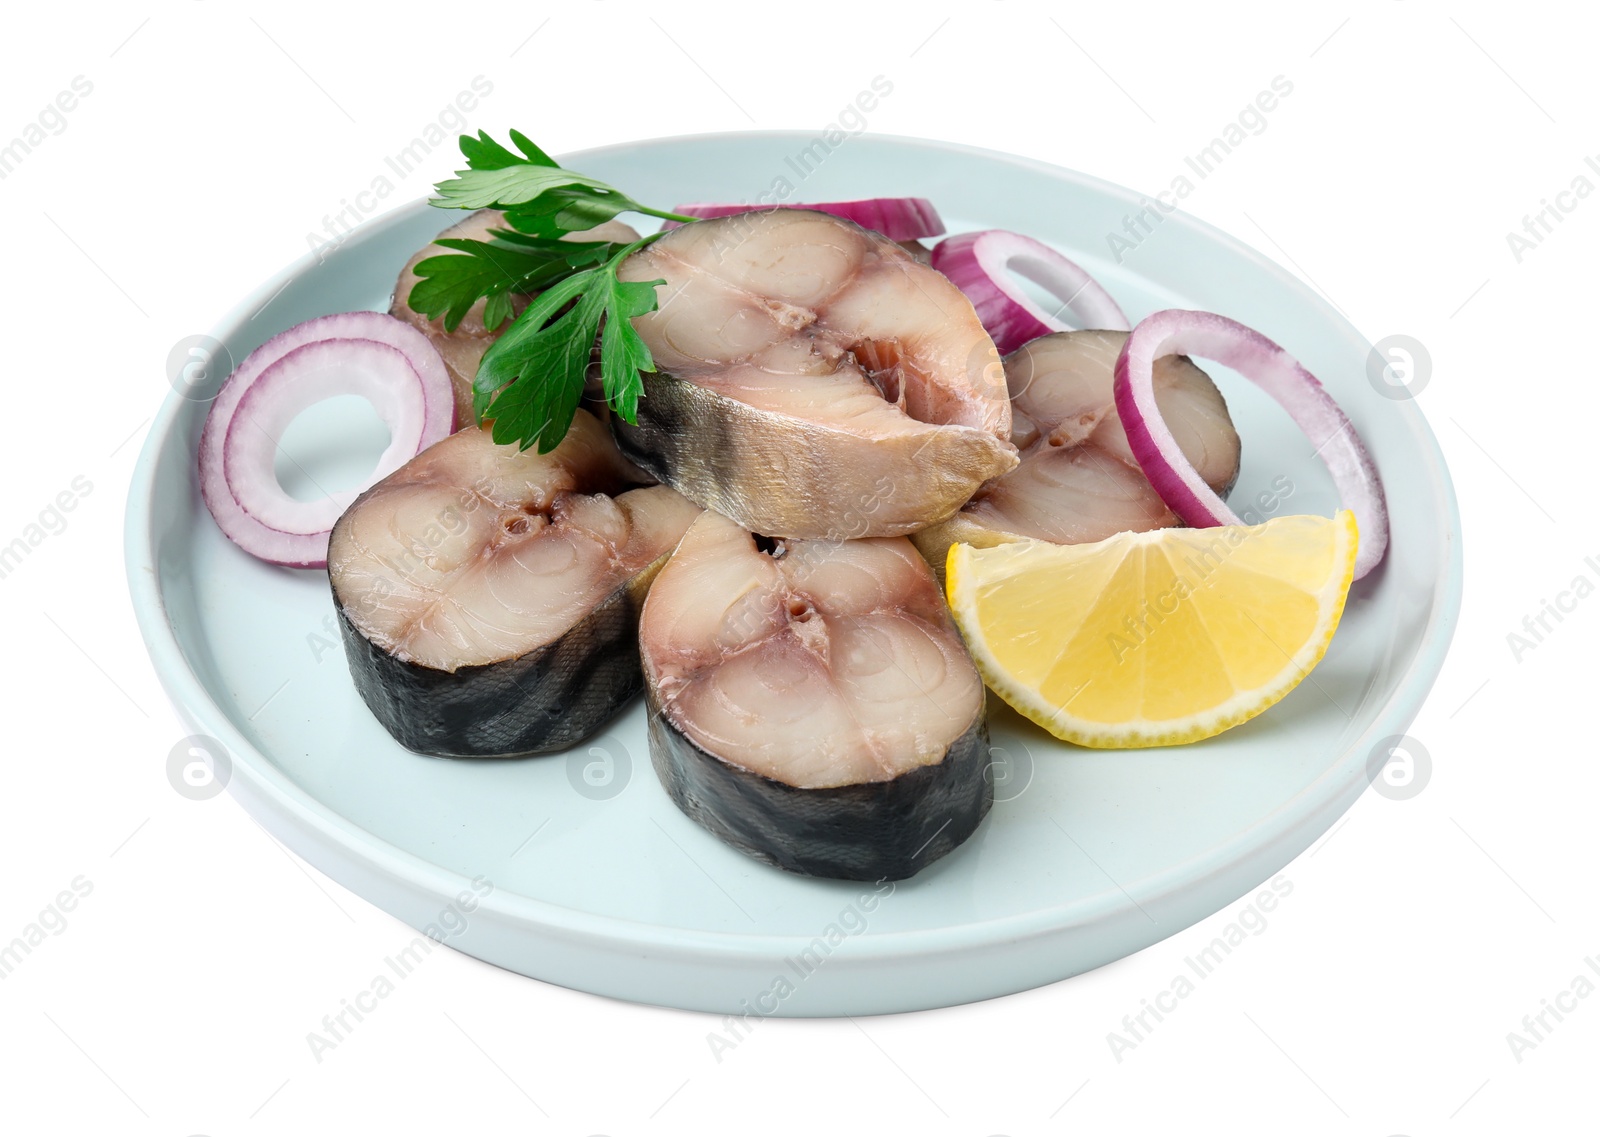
[665,198,945,241]
[1113,309,1389,579]
[932,230,1130,354]
[198,311,454,568]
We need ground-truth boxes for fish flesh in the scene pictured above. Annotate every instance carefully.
[640,510,992,880]
[612,209,1018,540]
[914,329,1240,579]
[391,209,640,426]
[328,412,699,757]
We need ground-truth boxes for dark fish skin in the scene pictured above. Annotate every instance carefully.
[647,690,994,881]
[334,555,669,759]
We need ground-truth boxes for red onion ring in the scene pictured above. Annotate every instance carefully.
[665,198,945,242]
[198,312,454,568]
[1113,309,1389,579]
[932,230,1130,354]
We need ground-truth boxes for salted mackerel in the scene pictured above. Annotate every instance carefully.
[612,209,1018,540]
[640,510,992,880]
[328,413,699,757]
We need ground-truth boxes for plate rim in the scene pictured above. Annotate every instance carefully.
[125,129,1464,964]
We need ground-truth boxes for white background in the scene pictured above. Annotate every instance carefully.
[2,1,1594,1133]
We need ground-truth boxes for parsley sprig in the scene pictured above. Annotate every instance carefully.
[408,130,700,453]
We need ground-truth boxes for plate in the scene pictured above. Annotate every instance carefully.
[126,132,1462,1016]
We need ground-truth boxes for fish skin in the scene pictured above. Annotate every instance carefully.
[335,552,669,758]
[613,209,1017,539]
[647,693,992,880]
[328,416,698,758]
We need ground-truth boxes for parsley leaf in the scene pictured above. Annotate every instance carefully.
[409,232,631,332]
[599,273,661,425]
[432,130,646,233]
[458,128,558,171]
[432,129,693,236]
[475,240,665,454]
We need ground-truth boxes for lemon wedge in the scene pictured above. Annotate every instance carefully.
[946,512,1359,748]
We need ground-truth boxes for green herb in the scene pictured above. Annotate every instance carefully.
[431,130,690,235]
[408,232,631,333]
[474,240,660,454]
[409,130,700,451]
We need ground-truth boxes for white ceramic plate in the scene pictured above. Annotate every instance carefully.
[126,133,1462,1016]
